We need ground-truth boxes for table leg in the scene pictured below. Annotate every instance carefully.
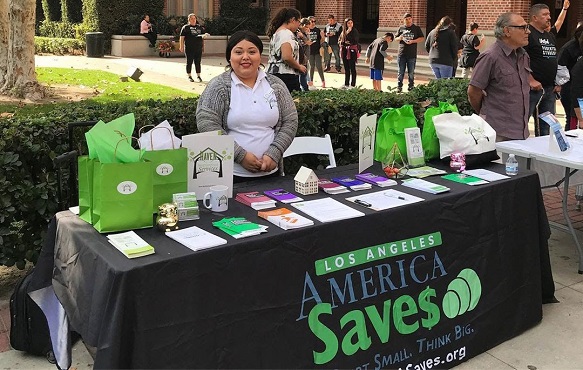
[560,167,583,274]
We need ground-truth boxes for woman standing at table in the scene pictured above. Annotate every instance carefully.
[339,18,359,89]
[266,8,307,92]
[179,13,206,82]
[196,30,298,182]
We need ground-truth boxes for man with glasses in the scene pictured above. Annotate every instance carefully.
[468,13,532,141]
[524,3,559,136]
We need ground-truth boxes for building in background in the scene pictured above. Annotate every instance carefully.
[165,0,581,48]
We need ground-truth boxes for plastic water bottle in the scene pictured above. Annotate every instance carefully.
[505,154,518,176]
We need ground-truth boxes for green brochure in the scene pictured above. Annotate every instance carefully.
[441,173,489,186]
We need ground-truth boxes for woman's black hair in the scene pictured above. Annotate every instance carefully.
[226,30,263,64]
[266,7,301,38]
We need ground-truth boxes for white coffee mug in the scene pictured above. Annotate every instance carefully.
[203,185,229,212]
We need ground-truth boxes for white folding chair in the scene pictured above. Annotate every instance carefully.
[281,134,337,176]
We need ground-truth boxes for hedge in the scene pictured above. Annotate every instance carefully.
[0,78,471,268]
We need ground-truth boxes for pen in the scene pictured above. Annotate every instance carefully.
[384,194,406,200]
[354,199,371,207]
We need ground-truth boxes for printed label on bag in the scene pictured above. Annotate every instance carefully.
[156,163,174,176]
[117,181,138,194]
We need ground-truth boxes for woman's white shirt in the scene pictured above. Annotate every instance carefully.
[267,28,299,75]
[228,69,280,177]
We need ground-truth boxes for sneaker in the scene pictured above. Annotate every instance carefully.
[188,76,194,82]
[336,67,342,73]
[197,76,203,82]
[321,81,326,88]
[408,86,414,91]
[324,67,331,72]
[397,87,402,93]
[340,85,349,89]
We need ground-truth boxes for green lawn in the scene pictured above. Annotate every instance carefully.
[0,67,196,116]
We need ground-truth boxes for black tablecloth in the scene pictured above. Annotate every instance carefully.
[35,163,554,369]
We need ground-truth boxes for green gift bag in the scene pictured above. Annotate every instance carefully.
[374,104,418,162]
[142,148,188,213]
[422,102,458,160]
[77,156,95,223]
[91,160,153,233]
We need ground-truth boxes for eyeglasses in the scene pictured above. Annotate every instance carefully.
[507,24,530,32]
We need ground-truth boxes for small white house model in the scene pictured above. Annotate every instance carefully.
[294,166,318,195]
[294,166,319,195]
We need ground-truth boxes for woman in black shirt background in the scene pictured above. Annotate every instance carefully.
[180,13,206,82]
[339,18,359,88]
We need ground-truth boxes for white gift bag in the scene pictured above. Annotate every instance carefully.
[433,112,497,159]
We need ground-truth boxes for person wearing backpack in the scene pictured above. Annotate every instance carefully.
[459,22,485,78]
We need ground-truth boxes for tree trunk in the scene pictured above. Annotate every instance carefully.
[0,0,46,100]
[0,0,8,87]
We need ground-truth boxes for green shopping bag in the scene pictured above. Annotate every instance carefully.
[422,102,458,160]
[374,104,417,162]
[143,147,188,213]
[77,156,95,223]
[91,160,153,233]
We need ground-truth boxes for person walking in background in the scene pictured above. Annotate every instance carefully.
[558,23,583,130]
[425,16,458,79]
[468,12,531,141]
[366,32,394,91]
[196,30,298,182]
[297,18,313,91]
[459,22,485,78]
[266,8,306,93]
[450,23,463,78]
[179,14,206,82]
[323,15,342,73]
[140,14,157,48]
[395,13,424,92]
[339,18,359,89]
[524,3,559,136]
[570,32,583,128]
[307,16,326,88]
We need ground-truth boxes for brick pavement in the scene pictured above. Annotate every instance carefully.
[543,186,583,231]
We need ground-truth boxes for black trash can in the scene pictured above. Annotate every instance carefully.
[85,32,104,58]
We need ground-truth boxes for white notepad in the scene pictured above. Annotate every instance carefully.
[291,198,365,223]
[166,226,227,251]
[462,169,510,182]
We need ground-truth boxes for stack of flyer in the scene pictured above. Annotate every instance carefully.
[235,191,276,210]
[355,173,397,187]
[263,189,303,203]
[173,192,199,221]
[258,208,314,230]
[401,178,450,194]
[212,217,268,239]
[107,231,155,258]
[332,176,372,191]
[318,179,350,194]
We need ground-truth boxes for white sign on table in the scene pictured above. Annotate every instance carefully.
[182,132,234,199]
[359,113,377,173]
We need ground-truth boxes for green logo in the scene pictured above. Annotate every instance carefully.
[442,268,482,318]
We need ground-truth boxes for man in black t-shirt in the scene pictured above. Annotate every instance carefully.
[524,3,558,136]
[394,13,424,92]
[323,15,343,73]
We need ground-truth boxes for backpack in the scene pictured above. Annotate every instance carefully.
[9,268,55,363]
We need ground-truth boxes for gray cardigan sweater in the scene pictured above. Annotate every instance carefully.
[196,71,298,165]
